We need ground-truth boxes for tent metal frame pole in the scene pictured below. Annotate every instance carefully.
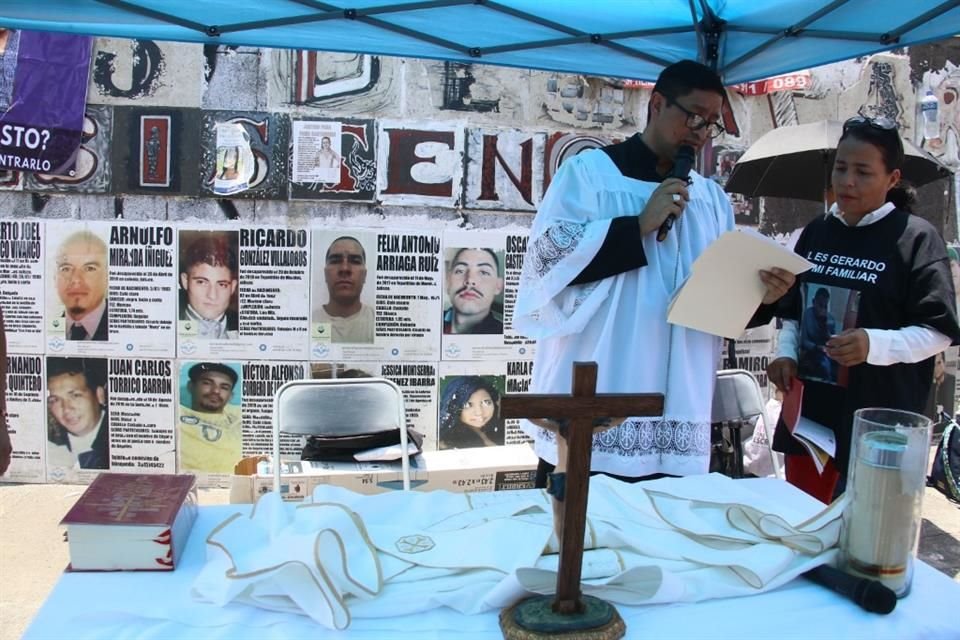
[93,0,208,32]
[480,1,675,66]
[887,0,960,40]
[694,0,724,72]
[727,26,887,42]
[723,0,854,75]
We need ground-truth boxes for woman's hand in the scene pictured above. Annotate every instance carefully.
[767,357,798,393]
[826,329,869,367]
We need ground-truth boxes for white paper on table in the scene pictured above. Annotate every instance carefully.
[668,229,813,339]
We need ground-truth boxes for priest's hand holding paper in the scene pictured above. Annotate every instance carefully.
[825,329,869,366]
[759,267,796,305]
[638,178,689,236]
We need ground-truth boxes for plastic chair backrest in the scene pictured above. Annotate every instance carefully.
[712,369,781,479]
[271,377,410,492]
[712,369,765,427]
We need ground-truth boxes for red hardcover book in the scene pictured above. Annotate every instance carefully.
[60,473,197,571]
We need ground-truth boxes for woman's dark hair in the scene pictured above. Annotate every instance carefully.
[838,117,914,212]
[886,182,917,213]
[439,375,501,434]
[839,116,904,172]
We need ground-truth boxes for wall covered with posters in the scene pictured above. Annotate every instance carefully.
[2,35,959,486]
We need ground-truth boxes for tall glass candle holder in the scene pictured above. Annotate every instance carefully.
[840,408,932,597]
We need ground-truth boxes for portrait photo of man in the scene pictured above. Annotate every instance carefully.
[53,230,109,341]
[443,247,505,335]
[313,235,375,344]
[178,362,242,474]
[178,232,239,340]
[46,357,109,471]
[798,284,842,384]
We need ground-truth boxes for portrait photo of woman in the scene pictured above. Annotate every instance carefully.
[438,375,505,450]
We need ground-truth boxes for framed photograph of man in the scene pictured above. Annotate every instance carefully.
[797,282,860,387]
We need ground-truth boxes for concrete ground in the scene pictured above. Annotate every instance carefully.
[0,471,957,640]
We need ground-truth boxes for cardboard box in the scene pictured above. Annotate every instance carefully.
[230,444,539,503]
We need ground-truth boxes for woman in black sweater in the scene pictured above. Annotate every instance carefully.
[766,115,960,503]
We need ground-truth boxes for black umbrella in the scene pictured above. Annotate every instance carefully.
[725,120,953,203]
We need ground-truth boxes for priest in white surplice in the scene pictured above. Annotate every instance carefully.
[514,60,795,481]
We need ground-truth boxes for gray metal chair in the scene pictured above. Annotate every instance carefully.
[711,368,781,479]
[271,377,411,493]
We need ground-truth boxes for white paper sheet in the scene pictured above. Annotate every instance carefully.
[668,229,813,339]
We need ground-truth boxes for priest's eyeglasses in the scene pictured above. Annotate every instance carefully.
[843,114,898,133]
[664,95,725,139]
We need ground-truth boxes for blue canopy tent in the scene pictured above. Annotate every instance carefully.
[1,0,959,83]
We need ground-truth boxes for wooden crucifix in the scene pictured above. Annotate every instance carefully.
[498,361,664,640]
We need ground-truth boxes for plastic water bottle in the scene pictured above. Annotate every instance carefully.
[921,89,940,140]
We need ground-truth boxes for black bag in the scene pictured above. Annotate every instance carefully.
[301,428,423,462]
[928,414,960,504]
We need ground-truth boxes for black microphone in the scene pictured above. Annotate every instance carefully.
[803,564,897,614]
[656,144,696,242]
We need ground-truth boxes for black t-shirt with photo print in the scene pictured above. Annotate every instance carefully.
[772,209,960,474]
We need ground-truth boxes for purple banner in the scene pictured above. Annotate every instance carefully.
[0,29,93,175]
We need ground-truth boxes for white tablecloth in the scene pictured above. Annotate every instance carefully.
[23,480,960,640]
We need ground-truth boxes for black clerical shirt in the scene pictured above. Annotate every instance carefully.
[569,134,666,286]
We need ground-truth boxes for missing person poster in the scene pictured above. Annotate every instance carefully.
[503,359,535,445]
[177,227,310,359]
[176,360,243,487]
[45,356,175,483]
[213,122,255,196]
[725,323,776,400]
[104,357,176,475]
[310,228,442,362]
[45,221,177,357]
[437,361,532,452]
[240,360,308,461]
[1,353,45,483]
[440,229,534,361]
[310,361,439,451]
[0,219,44,353]
[291,120,342,184]
[503,230,537,357]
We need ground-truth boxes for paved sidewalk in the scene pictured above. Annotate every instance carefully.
[0,479,956,640]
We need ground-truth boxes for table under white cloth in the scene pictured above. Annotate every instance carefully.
[23,479,960,640]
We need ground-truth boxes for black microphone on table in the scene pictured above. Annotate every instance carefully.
[803,564,897,614]
[656,144,696,242]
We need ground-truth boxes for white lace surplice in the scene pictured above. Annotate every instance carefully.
[513,149,735,477]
